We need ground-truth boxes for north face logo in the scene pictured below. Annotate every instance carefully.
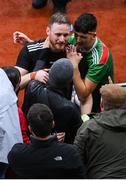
[54,156,63,161]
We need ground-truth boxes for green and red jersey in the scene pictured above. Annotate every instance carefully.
[68,36,114,86]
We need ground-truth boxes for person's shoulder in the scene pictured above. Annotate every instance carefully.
[27,80,45,93]
[58,142,77,151]
[26,39,45,52]
[11,142,27,150]
[64,99,79,112]
[8,143,27,156]
[8,143,29,162]
[79,116,103,136]
[58,143,81,157]
[96,38,109,51]
[56,97,76,111]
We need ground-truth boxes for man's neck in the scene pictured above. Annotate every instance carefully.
[32,132,52,141]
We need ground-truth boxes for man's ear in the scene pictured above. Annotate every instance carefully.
[46,26,50,36]
[92,33,96,40]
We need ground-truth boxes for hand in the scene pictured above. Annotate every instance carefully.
[100,76,114,98]
[100,84,118,98]
[13,31,33,45]
[56,132,65,143]
[35,69,49,84]
[108,76,113,84]
[66,45,83,68]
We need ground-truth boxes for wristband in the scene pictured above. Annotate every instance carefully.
[30,72,37,80]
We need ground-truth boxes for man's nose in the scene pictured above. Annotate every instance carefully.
[59,35,65,42]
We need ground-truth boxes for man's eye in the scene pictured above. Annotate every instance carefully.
[56,34,68,37]
[64,34,68,37]
[56,34,61,36]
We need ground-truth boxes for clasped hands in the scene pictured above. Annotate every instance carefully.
[66,45,83,68]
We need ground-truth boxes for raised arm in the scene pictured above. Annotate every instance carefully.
[13,31,34,45]
[66,45,96,102]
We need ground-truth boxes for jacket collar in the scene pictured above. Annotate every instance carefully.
[30,134,57,148]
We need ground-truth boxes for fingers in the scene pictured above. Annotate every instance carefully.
[66,44,76,53]
[13,32,19,43]
[36,70,49,84]
[13,31,22,39]
[13,31,29,44]
[13,32,22,44]
[43,68,50,72]
[43,74,49,82]
[40,72,49,83]
[13,31,20,37]
[108,76,113,84]
[56,132,65,143]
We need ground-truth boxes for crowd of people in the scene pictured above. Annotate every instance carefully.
[0,7,126,179]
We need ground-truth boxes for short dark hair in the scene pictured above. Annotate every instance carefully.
[27,103,53,137]
[1,66,21,91]
[74,13,97,34]
[48,12,71,28]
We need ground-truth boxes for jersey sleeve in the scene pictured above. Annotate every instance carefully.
[86,63,108,84]
[86,47,114,84]
[16,45,30,71]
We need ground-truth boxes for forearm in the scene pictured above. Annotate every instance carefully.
[20,73,31,89]
[73,68,89,102]
[80,94,93,115]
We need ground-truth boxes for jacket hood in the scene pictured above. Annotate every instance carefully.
[94,109,126,131]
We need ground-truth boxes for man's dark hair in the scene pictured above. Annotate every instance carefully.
[48,12,71,27]
[1,66,21,92]
[74,13,97,34]
[27,103,53,137]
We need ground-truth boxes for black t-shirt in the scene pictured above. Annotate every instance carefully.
[16,40,66,72]
[16,40,89,76]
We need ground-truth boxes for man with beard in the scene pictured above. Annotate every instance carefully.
[15,13,113,114]
[15,12,71,89]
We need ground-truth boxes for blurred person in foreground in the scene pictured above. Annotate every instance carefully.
[74,83,126,178]
[0,67,22,179]
[8,103,85,179]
